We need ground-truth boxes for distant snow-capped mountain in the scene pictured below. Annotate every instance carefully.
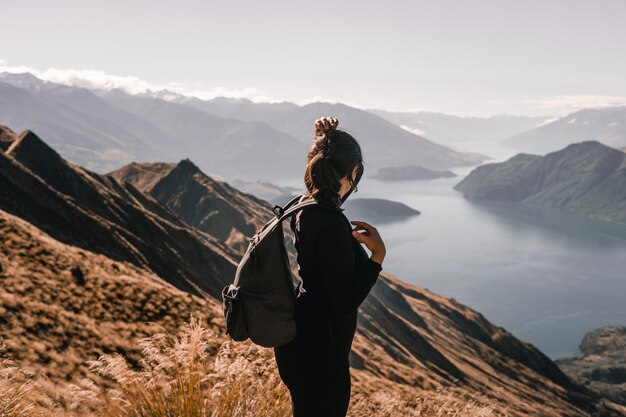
[502,107,626,154]
[368,109,550,146]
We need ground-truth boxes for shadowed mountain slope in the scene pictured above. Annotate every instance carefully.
[108,160,302,278]
[0,125,237,297]
[109,159,276,255]
[352,273,611,416]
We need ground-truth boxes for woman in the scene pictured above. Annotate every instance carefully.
[273,116,386,417]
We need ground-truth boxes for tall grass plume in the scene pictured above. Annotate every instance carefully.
[1,320,508,417]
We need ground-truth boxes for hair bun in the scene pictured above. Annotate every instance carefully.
[313,134,332,158]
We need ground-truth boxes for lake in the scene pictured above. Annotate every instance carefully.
[275,143,626,359]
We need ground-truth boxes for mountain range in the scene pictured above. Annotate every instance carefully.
[0,123,621,415]
[0,72,486,181]
[175,96,486,171]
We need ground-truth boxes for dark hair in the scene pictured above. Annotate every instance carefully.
[304,128,364,207]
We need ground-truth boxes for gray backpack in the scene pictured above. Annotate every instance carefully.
[222,193,327,347]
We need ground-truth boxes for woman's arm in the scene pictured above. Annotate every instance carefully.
[315,215,382,322]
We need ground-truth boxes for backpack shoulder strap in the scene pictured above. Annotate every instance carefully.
[278,194,351,230]
[272,193,304,217]
[278,198,319,221]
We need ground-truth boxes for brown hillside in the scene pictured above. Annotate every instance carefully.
[0,124,621,416]
[0,208,222,387]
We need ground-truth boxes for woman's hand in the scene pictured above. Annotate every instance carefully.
[350,220,386,265]
[314,116,339,136]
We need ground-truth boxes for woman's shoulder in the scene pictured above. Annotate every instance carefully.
[298,205,351,234]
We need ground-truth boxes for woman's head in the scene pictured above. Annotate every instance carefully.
[304,128,364,207]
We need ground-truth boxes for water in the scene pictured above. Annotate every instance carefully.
[274,145,626,359]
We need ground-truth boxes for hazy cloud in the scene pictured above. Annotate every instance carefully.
[3,63,626,117]
[490,95,626,115]
[46,68,155,94]
[0,64,281,103]
[527,95,626,111]
[365,106,492,118]
[177,85,278,102]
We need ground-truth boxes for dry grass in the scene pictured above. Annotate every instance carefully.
[1,320,508,417]
[71,316,292,417]
[349,385,507,417]
[0,339,37,417]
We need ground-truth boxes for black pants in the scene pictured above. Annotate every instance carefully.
[273,328,352,417]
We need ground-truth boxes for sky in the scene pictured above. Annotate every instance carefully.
[2,0,626,117]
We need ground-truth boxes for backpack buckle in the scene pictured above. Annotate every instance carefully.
[248,234,260,248]
[272,205,285,217]
[222,284,239,305]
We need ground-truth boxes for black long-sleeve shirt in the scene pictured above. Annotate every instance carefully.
[288,197,382,358]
